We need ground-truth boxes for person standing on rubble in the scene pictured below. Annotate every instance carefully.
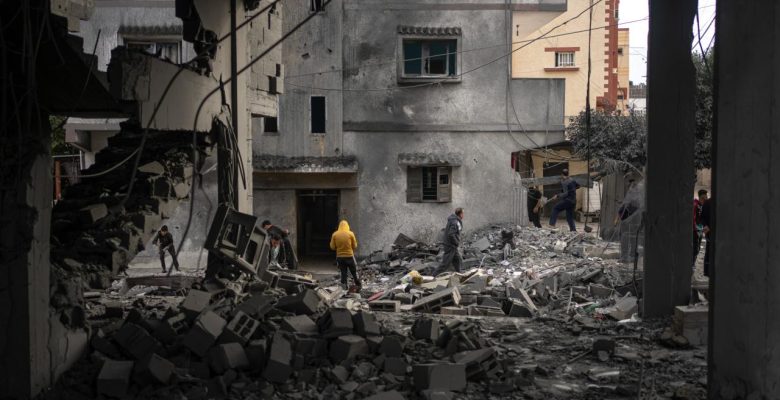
[261,220,298,269]
[438,208,464,274]
[152,225,180,274]
[692,189,708,265]
[330,220,361,290]
[527,186,543,228]
[548,169,579,232]
[700,196,713,277]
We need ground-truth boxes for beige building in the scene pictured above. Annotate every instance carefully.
[617,27,630,112]
[512,0,626,120]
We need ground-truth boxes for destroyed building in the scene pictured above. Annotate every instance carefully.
[254,0,568,257]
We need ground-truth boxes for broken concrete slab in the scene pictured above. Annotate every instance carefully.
[138,161,166,175]
[607,296,638,320]
[411,287,461,314]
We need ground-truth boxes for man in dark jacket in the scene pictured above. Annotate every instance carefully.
[548,169,579,231]
[527,186,543,228]
[438,208,464,274]
[261,220,299,269]
[152,225,179,274]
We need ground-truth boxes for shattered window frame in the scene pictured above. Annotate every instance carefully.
[397,36,462,84]
[407,165,452,203]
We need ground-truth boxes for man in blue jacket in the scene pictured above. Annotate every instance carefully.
[548,169,579,232]
[437,208,464,274]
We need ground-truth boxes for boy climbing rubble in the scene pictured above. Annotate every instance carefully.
[152,225,180,274]
[330,220,361,290]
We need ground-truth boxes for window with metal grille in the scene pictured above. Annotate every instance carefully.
[406,166,452,203]
[555,52,575,67]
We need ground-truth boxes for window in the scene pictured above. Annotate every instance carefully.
[618,47,624,56]
[555,52,575,67]
[310,96,326,134]
[310,0,324,12]
[406,166,452,203]
[402,39,457,78]
[125,40,181,63]
[264,116,278,133]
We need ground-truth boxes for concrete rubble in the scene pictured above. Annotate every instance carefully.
[42,225,707,399]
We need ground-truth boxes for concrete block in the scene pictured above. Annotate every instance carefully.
[384,357,408,376]
[318,308,354,338]
[393,292,414,304]
[411,287,461,314]
[412,363,467,391]
[593,338,616,361]
[209,343,250,374]
[130,212,161,236]
[366,335,383,353]
[440,306,468,316]
[138,161,165,175]
[330,365,350,384]
[477,296,502,309]
[154,313,189,344]
[263,333,293,383]
[608,296,638,320]
[182,311,227,357]
[452,348,499,379]
[379,336,404,357]
[245,339,267,370]
[91,329,122,358]
[589,283,614,299]
[219,311,259,345]
[103,300,123,318]
[173,182,191,199]
[80,203,107,225]
[412,318,440,341]
[353,311,381,337]
[507,300,533,318]
[275,289,321,315]
[472,237,491,252]
[134,353,174,384]
[369,300,401,312]
[281,314,318,335]
[150,176,173,198]
[180,290,211,320]
[114,322,162,360]
[673,305,708,346]
[235,293,275,319]
[97,360,134,398]
[189,361,211,379]
[330,335,369,363]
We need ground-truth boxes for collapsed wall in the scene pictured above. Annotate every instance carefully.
[50,120,212,327]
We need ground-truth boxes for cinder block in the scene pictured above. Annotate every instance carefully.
[103,300,123,318]
[507,300,533,318]
[412,363,467,391]
[411,288,461,314]
[353,311,381,337]
[281,314,318,335]
[245,339,267,370]
[440,306,468,316]
[182,311,226,357]
[209,343,250,374]
[114,323,162,360]
[134,353,174,384]
[318,308,354,338]
[219,311,259,345]
[263,333,293,383]
[384,357,408,376]
[235,293,275,319]
[189,361,211,379]
[180,290,212,320]
[275,289,321,315]
[91,329,121,358]
[369,300,401,312]
[295,337,329,359]
[673,305,708,346]
[452,348,498,379]
[330,335,369,363]
[154,313,189,344]
[412,318,440,341]
[97,360,134,398]
[80,203,107,225]
[366,335,383,353]
[379,336,404,357]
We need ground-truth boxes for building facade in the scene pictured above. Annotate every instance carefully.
[254,0,567,257]
[512,0,625,120]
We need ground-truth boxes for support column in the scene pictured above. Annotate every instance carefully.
[709,1,780,397]
[642,0,697,317]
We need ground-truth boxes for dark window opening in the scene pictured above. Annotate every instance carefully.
[402,39,457,77]
[264,116,278,133]
[310,0,324,12]
[618,47,624,56]
[422,167,438,201]
[125,40,181,63]
[407,166,452,203]
[311,96,326,134]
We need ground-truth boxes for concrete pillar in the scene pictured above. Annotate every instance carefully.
[642,0,697,317]
[709,1,780,398]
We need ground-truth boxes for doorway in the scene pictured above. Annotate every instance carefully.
[297,190,340,261]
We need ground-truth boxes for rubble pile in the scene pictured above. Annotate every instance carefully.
[50,119,211,326]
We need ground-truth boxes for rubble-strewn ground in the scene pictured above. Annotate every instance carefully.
[39,225,708,400]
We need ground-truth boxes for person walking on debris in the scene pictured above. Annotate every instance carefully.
[261,220,298,269]
[548,169,579,232]
[152,225,180,274]
[330,220,360,290]
[692,189,708,265]
[438,208,464,274]
[527,186,543,228]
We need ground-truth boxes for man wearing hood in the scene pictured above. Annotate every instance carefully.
[330,220,360,290]
[438,208,464,274]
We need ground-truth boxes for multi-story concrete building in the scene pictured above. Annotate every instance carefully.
[253,0,568,258]
[512,0,625,120]
[616,27,630,112]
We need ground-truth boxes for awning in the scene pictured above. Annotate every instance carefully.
[397,26,462,36]
[398,152,463,167]
[253,155,358,173]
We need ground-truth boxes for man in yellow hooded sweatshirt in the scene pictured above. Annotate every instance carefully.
[330,220,360,290]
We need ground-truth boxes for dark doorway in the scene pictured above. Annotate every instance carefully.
[297,190,340,260]
[542,161,569,217]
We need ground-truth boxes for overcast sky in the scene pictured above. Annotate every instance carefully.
[621,0,716,84]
